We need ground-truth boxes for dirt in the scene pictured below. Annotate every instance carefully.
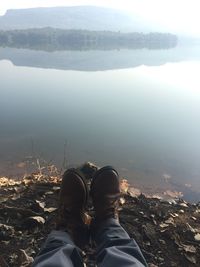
[0,163,200,267]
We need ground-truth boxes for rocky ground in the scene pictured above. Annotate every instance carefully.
[0,163,200,267]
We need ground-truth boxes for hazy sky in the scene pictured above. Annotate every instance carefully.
[0,0,200,36]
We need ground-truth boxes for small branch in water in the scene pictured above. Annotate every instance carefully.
[36,158,42,176]
[30,137,36,160]
[62,139,68,170]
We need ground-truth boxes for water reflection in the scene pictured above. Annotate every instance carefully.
[0,46,200,202]
[0,45,200,71]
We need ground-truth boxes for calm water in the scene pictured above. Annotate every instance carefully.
[1,45,200,201]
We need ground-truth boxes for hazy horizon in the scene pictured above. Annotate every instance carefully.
[0,1,200,37]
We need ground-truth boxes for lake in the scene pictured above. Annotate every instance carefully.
[0,45,200,201]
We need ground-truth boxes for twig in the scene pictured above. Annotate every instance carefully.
[62,139,68,170]
[30,137,35,159]
[36,158,42,176]
[0,256,10,267]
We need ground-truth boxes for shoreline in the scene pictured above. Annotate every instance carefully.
[1,160,200,203]
[0,162,200,266]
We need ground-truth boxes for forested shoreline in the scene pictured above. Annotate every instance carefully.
[0,28,178,51]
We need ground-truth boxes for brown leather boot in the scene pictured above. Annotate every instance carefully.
[56,168,88,248]
[90,166,120,223]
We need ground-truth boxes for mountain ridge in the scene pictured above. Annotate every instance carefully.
[0,6,161,32]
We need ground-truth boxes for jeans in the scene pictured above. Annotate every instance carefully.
[32,219,147,267]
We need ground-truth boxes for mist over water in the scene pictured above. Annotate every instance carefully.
[1,45,200,201]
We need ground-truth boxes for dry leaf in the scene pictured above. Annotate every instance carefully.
[119,197,126,205]
[165,218,175,225]
[18,249,33,267]
[120,179,130,193]
[36,200,45,209]
[128,187,141,197]
[182,244,196,253]
[44,207,57,213]
[159,223,169,228]
[83,213,92,225]
[184,254,197,264]
[194,233,200,242]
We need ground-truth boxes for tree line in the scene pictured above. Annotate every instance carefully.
[0,28,178,51]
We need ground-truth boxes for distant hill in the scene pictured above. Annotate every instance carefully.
[0,6,159,32]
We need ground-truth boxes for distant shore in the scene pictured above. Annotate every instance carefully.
[0,28,178,51]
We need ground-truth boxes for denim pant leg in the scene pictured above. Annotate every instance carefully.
[32,230,84,267]
[94,218,148,267]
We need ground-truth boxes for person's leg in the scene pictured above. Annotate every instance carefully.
[91,166,147,267]
[32,168,89,267]
[32,230,84,267]
[93,218,147,267]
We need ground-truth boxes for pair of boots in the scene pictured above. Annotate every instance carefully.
[56,166,120,248]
